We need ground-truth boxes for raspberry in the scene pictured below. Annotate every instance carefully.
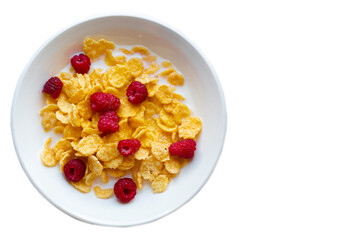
[98,111,119,134]
[114,178,137,203]
[117,139,141,157]
[70,53,91,74]
[63,159,86,182]
[90,92,120,112]
[126,81,148,104]
[169,139,197,159]
[42,77,63,99]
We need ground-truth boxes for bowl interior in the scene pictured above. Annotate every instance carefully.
[11,15,226,226]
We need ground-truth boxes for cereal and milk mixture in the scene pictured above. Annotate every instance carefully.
[40,37,202,202]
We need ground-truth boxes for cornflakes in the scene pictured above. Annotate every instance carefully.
[128,57,144,77]
[40,37,202,199]
[94,186,113,199]
[178,116,202,139]
[151,175,170,193]
[41,138,57,167]
[167,72,184,86]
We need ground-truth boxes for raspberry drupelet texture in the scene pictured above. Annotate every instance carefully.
[169,139,197,159]
[117,139,141,157]
[42,77,63,99]
[71,53,91,74]
[90,92,120,112]
[98,111,119,134]
[126,81,148,104]
[63,159,86,182]
[114,178,137,203]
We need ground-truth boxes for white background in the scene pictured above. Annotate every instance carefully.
[2,0,360,239]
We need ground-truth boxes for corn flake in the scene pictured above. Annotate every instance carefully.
[178,116,202,139]
[128,57,144,77]
[94,186,113,199]
[167,72,184,86]
[151,175,170,193]
[41,138,58,167]
[156,85,174,104]
[77,134,103,156]
[83,37,115,59]
[132,46,150,56]
[96,143,120,161]
[88,155,103,176]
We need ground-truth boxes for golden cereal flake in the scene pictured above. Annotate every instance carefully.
[160,68,175,77]
[167,72,184,86]
[151,142,170,162]
[140,157,164,181]
[118,98,142,118]
[161,61,172,68]
[85,172,97,186]
[88,155,103,176]
[120,48,133,55]
[135,74,158,85]
[164,158,180,175]
[155,85,174,104]
[71,179,91,193]
[159,109,176,127]
[41,112,57,132]
[40,104,59,115]
[68,88,86,104]
[77,98,92,120]
[57,93,72,113]
[127,57,144,77]
[178,116,202,139]
[94,186,113,199]
[134,147,150,160]
[103,156,123,169]
[63,125,82,139]
[53,138,73,153]
[142,55,157,63]
[104,64,131,89]
[151,175,170,193]
[41,138,57,167]
[173,103,191,123]
[96,143,120,162]
[144,62,160,74]
[118,156,136,170]
[157,119,178,133]
[58,72,73,81]
[83,37,115,59]
[105,49,126,66]
[54,125,65,134]
[118,119,133,140]
[132,46,150,56]
[68,104,81,128]
[77,134,103,156]
[132,171,143,190]
[55,110,69,124]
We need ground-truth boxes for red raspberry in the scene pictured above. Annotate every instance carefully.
[117,139,141,157]
[42,77,63,99]
[114,178,137,203]
[169,139,197,159]
[126,81,148,104]
[63,159,86,182]
[98,111,119,134]
[71,53,91,74]
[90,92,120,112]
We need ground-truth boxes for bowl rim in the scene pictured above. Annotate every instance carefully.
[10,13,227,227]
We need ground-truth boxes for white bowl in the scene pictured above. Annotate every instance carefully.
[11,14,227,227]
